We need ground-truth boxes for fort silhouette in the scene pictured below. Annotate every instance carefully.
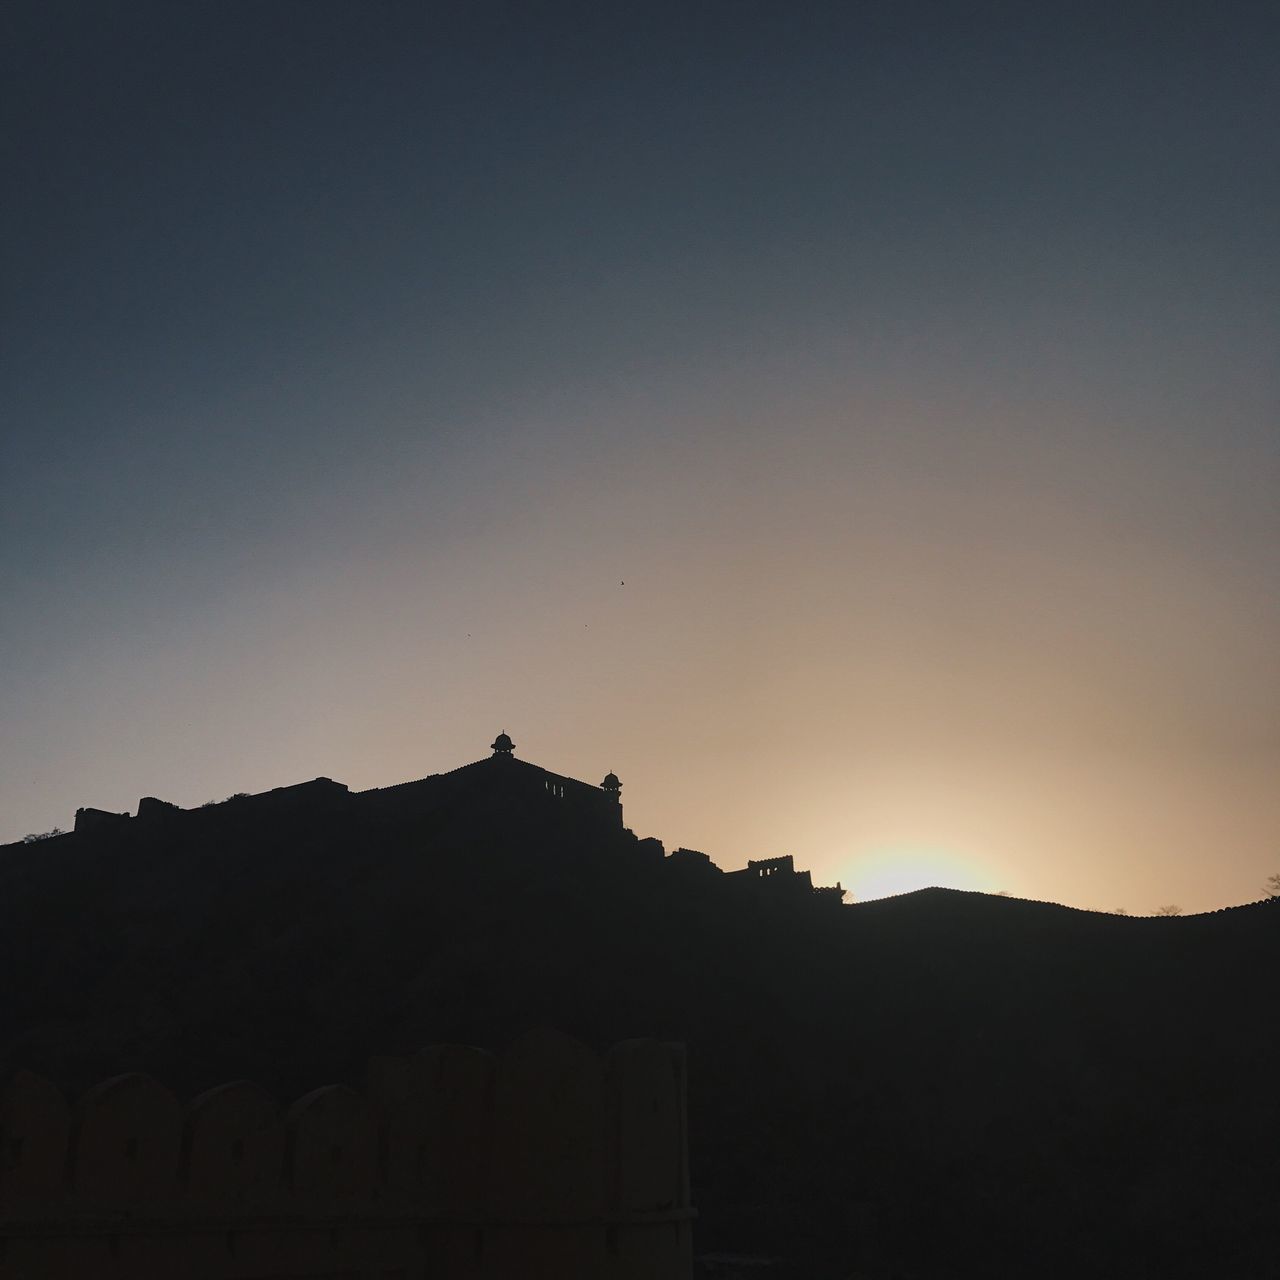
[1,733,1277,1278]
[44,732,846,908]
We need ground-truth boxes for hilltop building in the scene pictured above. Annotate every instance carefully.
[7,733,844,904]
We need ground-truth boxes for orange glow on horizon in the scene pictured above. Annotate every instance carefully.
[844,848,995,903]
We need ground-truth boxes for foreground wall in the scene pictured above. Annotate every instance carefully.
[0,1031,692,1279]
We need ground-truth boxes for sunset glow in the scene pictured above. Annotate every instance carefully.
[845,850,993,903]
[2,4,1276,915]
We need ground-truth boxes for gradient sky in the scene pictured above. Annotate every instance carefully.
[3,1,1277,912]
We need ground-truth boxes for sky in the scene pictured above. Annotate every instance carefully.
[2,1,1277,913]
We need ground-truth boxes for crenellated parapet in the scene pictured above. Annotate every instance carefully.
[0,1031,693,1278]
[721,854,846,903]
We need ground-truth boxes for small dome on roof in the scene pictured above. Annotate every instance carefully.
[491,732,515,755]
[600,772,622,792]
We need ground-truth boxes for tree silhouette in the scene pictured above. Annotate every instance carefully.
[1154,904,1182,916]
[1265,873,1280,899]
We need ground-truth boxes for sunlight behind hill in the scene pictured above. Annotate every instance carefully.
[845,847,995,902]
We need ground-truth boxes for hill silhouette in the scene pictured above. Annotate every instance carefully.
[2,741,1277,1278]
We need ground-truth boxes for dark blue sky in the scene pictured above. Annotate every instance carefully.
[3,1,1277,910]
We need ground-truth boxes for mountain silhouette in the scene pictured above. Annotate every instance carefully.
[2,738,1276,1278]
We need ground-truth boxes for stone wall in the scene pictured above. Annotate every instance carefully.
[0,1031,692,1279]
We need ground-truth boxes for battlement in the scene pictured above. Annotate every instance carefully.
[0,1030,693,1277]
[723,855,845,903]
[56,778,355,842]
[746,856,796,878]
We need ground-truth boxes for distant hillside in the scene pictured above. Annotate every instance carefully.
[2,752,1276,1278]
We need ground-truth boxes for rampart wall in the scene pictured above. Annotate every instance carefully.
[359,758,622,831]
[0,1031,692,1279]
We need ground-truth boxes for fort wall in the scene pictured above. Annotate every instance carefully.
[359,756,623,832]
[0,1031,692,1279]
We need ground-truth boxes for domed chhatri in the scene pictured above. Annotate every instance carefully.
[491,732,515,756]
[600,771,622,795]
